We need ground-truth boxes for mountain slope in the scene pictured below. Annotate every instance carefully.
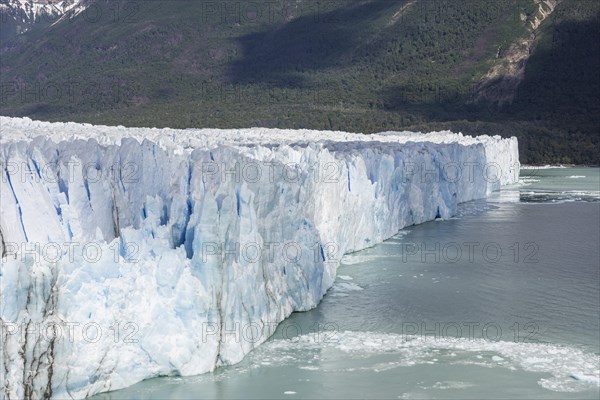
[0,0,85,38]
[0,0,598,164]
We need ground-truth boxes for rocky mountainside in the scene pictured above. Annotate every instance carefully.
[0,0,84,37]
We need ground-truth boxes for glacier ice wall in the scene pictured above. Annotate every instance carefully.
[0,117,519,399]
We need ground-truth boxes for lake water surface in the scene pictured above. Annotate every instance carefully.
[93,167,600,399]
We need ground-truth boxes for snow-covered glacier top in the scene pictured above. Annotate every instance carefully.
[0,115,510,150]
[1,116,518,399]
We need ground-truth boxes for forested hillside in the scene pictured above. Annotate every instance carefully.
[1,0,598,164]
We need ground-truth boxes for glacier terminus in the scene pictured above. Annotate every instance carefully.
[0,116,519,399]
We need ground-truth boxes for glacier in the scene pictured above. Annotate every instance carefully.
[0,116,519,399]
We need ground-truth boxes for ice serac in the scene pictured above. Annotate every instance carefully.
[0,117,519,399]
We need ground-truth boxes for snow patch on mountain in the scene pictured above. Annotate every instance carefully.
[0,0,85,34]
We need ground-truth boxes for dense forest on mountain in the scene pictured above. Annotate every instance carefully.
[1,0,598,164]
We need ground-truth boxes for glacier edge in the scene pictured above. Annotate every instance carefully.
[0,117,519,399]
